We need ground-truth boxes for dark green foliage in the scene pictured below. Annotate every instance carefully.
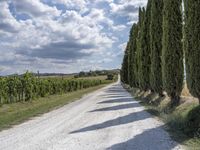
[23,73,33,101]
[0,78,7,105]
[162,0,183,105]
[107,74,114,80]
[0,73,106,105]
[184,0,200,102]
[134,8,145,88]
[138,7,145,27]
[128,33,133,86]
[184,106,200,137]
[150,0,163,95]
[121,45,129,84]
[74,70,119,78]
[138,0,152,91]
[128,24,138,87]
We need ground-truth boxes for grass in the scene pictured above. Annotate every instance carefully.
[0,83,110,131]
[124,84,200,150]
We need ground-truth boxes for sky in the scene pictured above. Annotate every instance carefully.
[0,0,147,75]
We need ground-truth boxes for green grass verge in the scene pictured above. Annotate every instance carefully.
[0,83,110,131]
[124,85,200,150]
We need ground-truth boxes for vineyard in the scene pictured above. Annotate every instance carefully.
[0,72,111,105]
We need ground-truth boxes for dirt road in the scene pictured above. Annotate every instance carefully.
[0,80,183,150]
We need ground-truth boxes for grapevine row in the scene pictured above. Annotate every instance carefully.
[0,72,107,105]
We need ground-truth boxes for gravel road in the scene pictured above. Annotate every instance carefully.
[0,80,183,150]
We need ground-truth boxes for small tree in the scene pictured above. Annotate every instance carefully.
[162,0,184,105]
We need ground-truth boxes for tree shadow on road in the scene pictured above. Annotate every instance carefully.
[89,102,141,112]
[105,89,126,93]
[106,125,180,150]
[103,85,127,94]
[99,84,134,102]
[69,110,150,134]
[101,95,130,98]
[98,97,134,104]
[100,90,131,99]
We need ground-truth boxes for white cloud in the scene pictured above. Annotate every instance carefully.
[13,0,61,18]
[0,0,146,75]
[52,0,88,13]
[0,0,116,75]
[112,24,126,31]
[110,0,147,20]
[0,2,21,33]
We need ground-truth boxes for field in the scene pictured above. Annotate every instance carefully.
[0,74,116,130]
[0,73,112,105]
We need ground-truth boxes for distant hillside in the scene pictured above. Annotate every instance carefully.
[4,69,120,78]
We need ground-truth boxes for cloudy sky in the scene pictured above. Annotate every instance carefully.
[0,0,147,75]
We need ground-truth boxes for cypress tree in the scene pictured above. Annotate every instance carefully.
[150,0,163,95]
[184,0,200,103]
[128,24,138,87]
[162,0,184,105]
[133,24,139,87]
[137,7,145,90]
[136,7,145,89]
[121,44,129,84]
[138,0,152,91]
[127,40,131,85]
[138,7,145,29]
[128,28,133,86]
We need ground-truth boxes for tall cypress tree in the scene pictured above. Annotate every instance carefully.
[162,0,183,105]
[121,44,129,84]
[133,24,139,87]
[128,24,138,87]
[127,40,131,85]
[138,0,152,91]
[136,7,145,89]
[150,0,163,95]
[184,0,200,103]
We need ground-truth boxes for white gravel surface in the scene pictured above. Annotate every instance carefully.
[0,80,183,150]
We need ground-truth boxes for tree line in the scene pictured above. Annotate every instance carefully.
[74,69,119,78]
[121,0,200,106]
[0,72,109,105]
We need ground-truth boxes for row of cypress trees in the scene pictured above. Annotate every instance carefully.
[121,0,200,105]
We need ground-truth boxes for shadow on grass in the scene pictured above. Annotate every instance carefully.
[134,91,145,99]
[151,96,166,106]
[144,104,200,148]
[145,108,160,117]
